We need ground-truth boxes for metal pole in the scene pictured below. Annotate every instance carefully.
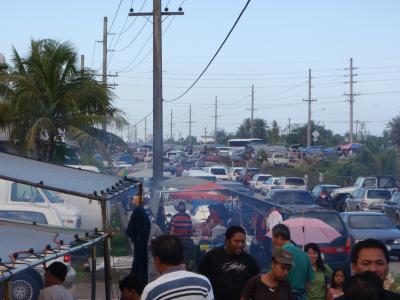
[81,54,85,72]
[349,58,354,144]
[144,117,147,143]
[90,244,97,300]
[214,96,218,144]
[153,0,163,189]
[170,109,173,142]
[189,104,192,146]
[251,85,254,138]
[307,69,312,148]
[102,17,107,86]
[101,200,112,300]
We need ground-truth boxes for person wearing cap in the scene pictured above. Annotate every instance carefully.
[241,247,294,300]
[272,224,314,300]
[38,261,73,300]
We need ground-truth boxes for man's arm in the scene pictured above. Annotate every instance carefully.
[197,251,213,276]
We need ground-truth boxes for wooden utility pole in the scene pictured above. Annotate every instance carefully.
[204,127,208,144]
[129,1,184,188]
[303,69,316,148]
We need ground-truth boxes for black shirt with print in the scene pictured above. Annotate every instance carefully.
[198,247,260,300]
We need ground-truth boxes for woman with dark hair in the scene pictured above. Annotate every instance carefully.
[304,243,332,300]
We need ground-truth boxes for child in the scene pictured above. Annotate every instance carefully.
[327,269,347,300]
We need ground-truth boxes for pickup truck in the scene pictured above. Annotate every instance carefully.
[331,175,397,211]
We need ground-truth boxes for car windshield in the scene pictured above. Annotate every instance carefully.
[367,190,392,199]
[211,168,227,175]
[258,175,271,181]
[272,191,314,205]
[285,178,305,185]
[42,189,64,203]
[325,186,340,193]
[289,212,345,234]
[265,178,274,184]
[378,177,396,188]
[348,215,394,229]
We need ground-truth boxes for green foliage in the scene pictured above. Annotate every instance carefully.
[268,121,281,144]
[0,39,125,161]
[236,118,269,141]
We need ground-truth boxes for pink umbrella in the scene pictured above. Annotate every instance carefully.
[268,217,341,246]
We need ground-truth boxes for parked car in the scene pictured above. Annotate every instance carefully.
[0,204,64,226]
[344,188,392,212]
[219,182,255,196]
[260,177,281,195]
[277,176,307,190]
[265,189,318,210]
[236,168,260,186]
[268,153,289,166]
[340,212,400,258]
[228,167,244,181]
[0,180,81,228]
[332,175,397,211]
[249,174,273,192]
[203,165,229,181]
[312,184,341,209]
[144,152,153,163]
[286,209,351,273]
[384,192,400,225]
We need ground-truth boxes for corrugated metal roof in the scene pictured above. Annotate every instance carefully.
[0,152,138,200]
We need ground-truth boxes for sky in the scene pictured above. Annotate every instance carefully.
[1,0,400,142]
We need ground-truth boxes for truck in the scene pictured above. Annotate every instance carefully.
[331,175,397,211]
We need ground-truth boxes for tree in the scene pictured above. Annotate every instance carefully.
[388,115,400,148]
[236,118,268,141]
[284,122,344,147]
[268,120,281,144]
[0,39,125,161]
[215,129,235,145]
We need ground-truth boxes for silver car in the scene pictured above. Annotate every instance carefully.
[344,188,392,211]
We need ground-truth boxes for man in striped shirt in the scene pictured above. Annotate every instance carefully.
[170,201,194,267]
[141,235,214,300]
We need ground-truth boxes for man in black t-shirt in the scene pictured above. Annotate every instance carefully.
[198,226,260,300]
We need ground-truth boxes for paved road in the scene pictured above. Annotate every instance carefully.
[390,260,400,274]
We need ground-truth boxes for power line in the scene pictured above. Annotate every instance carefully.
[165,0,252,103]
[108,0,124,34]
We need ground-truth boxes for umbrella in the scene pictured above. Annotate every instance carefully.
[268,217,341,246]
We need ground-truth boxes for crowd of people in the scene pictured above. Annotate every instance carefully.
[122,223,399,300]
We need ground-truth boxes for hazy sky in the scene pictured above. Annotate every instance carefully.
[1,0,400,141]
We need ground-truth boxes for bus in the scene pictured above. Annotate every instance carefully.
[227,138,265,149]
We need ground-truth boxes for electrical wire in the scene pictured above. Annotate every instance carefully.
[108,0,124,34]
[164,0,252,103]
[90,41,98,69]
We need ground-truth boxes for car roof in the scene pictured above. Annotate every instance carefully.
[341,211,385,216]
[272,189,310,193]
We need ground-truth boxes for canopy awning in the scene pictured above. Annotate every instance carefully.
[0,152,139,200]
[186,182,224,191]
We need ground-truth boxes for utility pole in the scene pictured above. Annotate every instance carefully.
[204,127,208,144]
[144,117,147,143]
[187,104,194,147]
[80,55,85,72]
[249,85,255,138]
[134,124,138,144]
[212,96,220,144]
[288,118,291,134]
[303,69,316,148]
[129,2,184,188]
[170,109,173,142]
[344,58,359,144]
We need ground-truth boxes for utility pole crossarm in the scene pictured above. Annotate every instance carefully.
[129,12,184,16]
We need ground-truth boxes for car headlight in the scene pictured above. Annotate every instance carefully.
[394,239,400,244]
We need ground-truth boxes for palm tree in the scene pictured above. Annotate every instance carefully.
[0,39,126,161]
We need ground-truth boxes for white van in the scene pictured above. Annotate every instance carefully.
[0,179,81,228]
[203,165,229,182]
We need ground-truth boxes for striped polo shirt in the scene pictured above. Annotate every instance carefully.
[141,270,214,300]
[170,213,193,239]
